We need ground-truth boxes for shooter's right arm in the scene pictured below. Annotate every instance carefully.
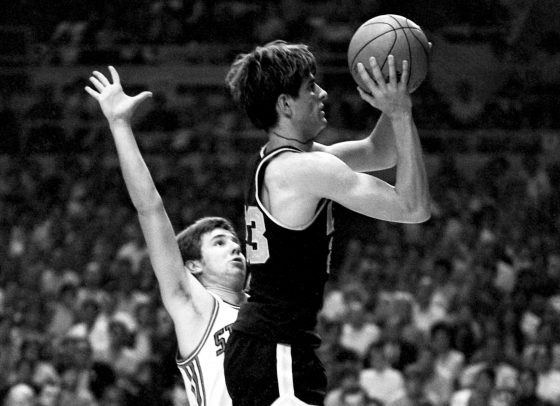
[284,56,430,223]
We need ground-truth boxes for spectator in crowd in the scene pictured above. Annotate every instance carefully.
[533,344,560,405]
[390,363,434,406]
[515,367,553,406]
[339,289,381,359]
[466,367,495,406]
[325,366,362,406]
[3,14,560,402]
[2,383,35,406]
[430,321,465,404]
[359,341,406,404]
[338,383,371,406]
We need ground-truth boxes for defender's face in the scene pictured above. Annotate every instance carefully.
[292,74,328,139]
[199,228,246,282]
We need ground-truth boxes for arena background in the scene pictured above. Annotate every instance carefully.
[1,1,560,405]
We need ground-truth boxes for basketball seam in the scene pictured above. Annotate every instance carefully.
[359,22,396,29]
[406,19,430,60]
[380,29,399,74]
[349,27,423,70]
[388,15,412,88]
[350,29,396,70]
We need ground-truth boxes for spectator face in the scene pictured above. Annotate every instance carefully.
[84,263,102,287]
[137,360,155,385]
[534,345,551,372]
[92,238,113,263]
[432,329,451,353]
[80,300,99,325]
[108,321,129,347]
[60,286,77,307]
[100,385,125,406]
[14,360,34,384]
[552,344,560,370]
[489,389,515,406]
[341,390,367,406]
[547,253,560,279]
[346,299,366,325]
[156,307,174,335]
[60,368,79,390]
[416,278,433,306]
[368,346,386,370]
[404,370,424,399]
[37,383,61,406]
[518,369,536,396]
[135,302,154,327]
[21,339,41,362]
[0,317,12,344]
[72,338,92,369]
[3,384,35,406]
[474,369,494,397]
[415,348,435,372]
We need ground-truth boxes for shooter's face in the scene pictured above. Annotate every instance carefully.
[291,74,328,140]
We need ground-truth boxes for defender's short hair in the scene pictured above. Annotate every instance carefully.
[176,217,236,263]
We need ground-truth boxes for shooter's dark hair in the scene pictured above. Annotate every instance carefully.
[225,40,317,131]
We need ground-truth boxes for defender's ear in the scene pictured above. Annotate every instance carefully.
[185,260,203,276]
[276,94,293,118]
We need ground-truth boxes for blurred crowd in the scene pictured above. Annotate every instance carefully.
[1,64,559,163]
[3,0,514,66]
[0,143,245,406]
[1,1,560,405]
[319,148,560,406]
[1,91,560,406]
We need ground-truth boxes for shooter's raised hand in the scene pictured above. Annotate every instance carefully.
[85,66,152,125]
[356,55,412,118]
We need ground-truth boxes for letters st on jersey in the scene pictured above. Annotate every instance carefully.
[214,323,233,356]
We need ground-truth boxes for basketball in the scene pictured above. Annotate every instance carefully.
[348,14,430,93]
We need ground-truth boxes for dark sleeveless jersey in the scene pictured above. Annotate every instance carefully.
[233,146,335,346]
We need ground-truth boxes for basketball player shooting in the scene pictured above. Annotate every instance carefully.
[85,66,247,406]
[223,40,431,406]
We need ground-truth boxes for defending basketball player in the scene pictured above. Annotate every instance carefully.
[85,66,246,406]
[223,41,430,406]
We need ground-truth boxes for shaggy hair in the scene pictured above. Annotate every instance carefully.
[225,40,317,131]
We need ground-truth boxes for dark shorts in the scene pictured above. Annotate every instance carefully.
[224,330,327,406]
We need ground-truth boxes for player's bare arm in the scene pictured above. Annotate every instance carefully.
[313,54,413,172]
[314,55,416,175]
[273,150,429,223]
[85,67,214,354]
[313,113,397,172]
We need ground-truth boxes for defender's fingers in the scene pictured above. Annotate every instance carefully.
[133,91,153,104]
[89,76,105,92]
[84,86,99,100]
[92,71,110,86]
[108,66,120,84]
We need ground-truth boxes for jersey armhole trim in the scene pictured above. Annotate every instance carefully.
[254,147,328,230]
[176,296,219,365]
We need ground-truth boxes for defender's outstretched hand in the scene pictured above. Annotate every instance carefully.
[356,55,412,118]
[85,66,152,125]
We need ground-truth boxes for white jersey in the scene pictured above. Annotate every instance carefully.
[176,293,239,406]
